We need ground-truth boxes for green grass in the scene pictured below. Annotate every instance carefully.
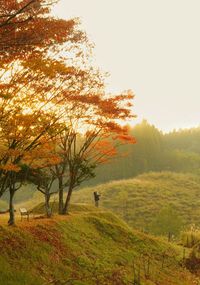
[0,208,195,285]
[71,171,200,232]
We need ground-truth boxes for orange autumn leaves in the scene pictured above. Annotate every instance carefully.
[0,0,84,64]
[0,0,136,198]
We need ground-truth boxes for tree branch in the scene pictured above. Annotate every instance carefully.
[0,0,36,28]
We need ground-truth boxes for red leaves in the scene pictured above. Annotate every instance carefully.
[23,143,62,169]
[0,163,21,172]
[0,1,84,63]
[62,89,135,123]
[114,134,136,144]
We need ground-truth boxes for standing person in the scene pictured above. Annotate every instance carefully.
[94,191,101,207]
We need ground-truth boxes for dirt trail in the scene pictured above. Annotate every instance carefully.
[0,209,105,227]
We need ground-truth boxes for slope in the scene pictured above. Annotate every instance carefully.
[72,171,200,230]
[0,208,195,285]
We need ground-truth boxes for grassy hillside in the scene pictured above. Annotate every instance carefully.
[72,172,200,231]
[0,207,195,285]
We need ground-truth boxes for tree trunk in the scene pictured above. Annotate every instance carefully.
[168,232,171,242]
[45,194,52,218]
[58,177,64,214]
[8,189,15,226]
[62,184,73,215]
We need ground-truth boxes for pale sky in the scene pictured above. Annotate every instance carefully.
[53,0,200,132]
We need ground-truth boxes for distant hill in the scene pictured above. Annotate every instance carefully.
[0,207,195,285]
[72,172,200,231]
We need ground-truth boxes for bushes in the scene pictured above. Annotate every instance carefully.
[181,225,200,248]
[180,225,200,273]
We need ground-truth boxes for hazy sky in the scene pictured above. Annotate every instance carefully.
[53,0,200,132]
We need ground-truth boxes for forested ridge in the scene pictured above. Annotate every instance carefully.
[85,120,200,186]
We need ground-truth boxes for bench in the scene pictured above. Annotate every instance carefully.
[19,208,29,221]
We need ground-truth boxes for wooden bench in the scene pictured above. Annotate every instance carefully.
[19,208,29,221]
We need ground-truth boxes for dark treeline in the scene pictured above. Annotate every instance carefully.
[83,120,200,186]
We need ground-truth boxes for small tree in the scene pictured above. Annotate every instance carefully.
[1,164,31,225]
[150,204,184,240]
[0,0,87,225]
[30,169,58,217]
[56,122,135,215]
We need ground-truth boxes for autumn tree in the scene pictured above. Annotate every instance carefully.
[28,167,58,217]
[60,126,136,215]
[30,88,136,215]
[0,0,87,225]
[0,39,106,225]
[0,0,136,224]
[0,54,99,224]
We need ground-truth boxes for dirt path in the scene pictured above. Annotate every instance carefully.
[0,209,101,227]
